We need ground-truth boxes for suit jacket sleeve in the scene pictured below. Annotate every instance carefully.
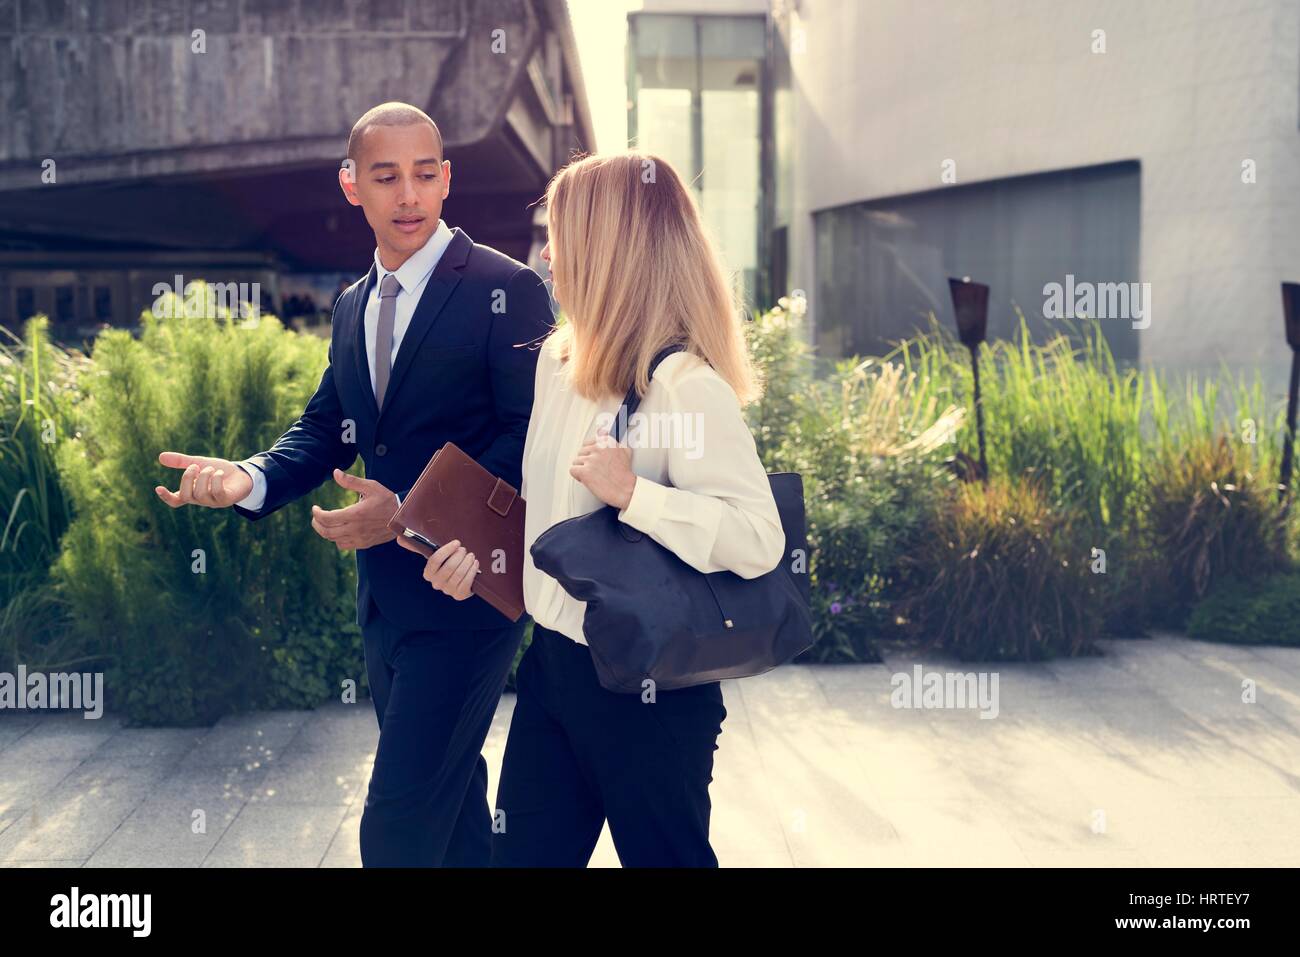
[446,266,554,494]
[232,330,359,522]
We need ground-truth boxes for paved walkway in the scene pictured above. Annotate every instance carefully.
[1,633,1298,867]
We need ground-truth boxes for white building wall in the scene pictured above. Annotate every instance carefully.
[780,0,1300,371]
[641,0,768,12]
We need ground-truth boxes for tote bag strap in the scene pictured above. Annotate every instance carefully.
[610,342,688,443]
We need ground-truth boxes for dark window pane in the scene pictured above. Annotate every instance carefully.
[16,287,35,323]
[814,161,1141,361]
[94,286,113,321]
[56,286,75,322]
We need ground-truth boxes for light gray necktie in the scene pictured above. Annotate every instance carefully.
[374,272,400,410]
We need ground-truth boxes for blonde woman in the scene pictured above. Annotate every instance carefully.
[409,152,784,867]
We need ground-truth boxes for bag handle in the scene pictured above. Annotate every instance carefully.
[610,342,687,443]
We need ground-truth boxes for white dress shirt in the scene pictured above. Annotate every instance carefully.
[235,220,454,511]
[521,344,786,646]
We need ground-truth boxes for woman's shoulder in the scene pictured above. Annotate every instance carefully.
[652,349,707,385]
[534,338,569,388]
[651,350,739,408]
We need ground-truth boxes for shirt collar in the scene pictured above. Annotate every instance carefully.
[373,218,453,295]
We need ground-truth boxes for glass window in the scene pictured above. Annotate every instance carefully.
[635,87,692,173]
[629,13,766,307]
[94,285,113,322]
[814,162,1141,361]
[772,24,793,231]
[16,287,35,324]
[56,285,75,323]
[701,85,760,299]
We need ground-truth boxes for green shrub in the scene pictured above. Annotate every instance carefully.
[800,458,943,661]
[1187,573,1300,646]
[505,618,534,692]
[897,318,1151,534]
[746,302,963,661]
[1145,434,1290,627]
[896,317,1297,637]
[745,296,813,471]
[890,320,1163,639]
[54,284,363,726]
[0,317,89,673]
[260,588,366,711]
[901,475,1102,660]
[747,297,1300,655]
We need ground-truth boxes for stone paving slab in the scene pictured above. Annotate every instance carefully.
[84,764,272,868]
[201,804,349,868]
[1,633,1298,867]
[1,711,123,766]
[0,759,84,839]
[175,711,310,770]
[0,755,178,862]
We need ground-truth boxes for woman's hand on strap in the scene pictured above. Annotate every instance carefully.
[570,427,637,510]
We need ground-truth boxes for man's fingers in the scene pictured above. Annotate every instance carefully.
[311,503,354,527]
[311,514,340,540]
[444,550,473,585]
[154,485,184,508]
[333,468,376,494]
[193,466,215,505]
[158,451,199,471]
[155,453,240,510]
[450,554,479,597]
[160,451,225,472]
[201,468,217,503]
[431,539,462,564]
[425,544,467,586]
[452,558,479,600]
[409,538,480,600]
[177,463,200,503]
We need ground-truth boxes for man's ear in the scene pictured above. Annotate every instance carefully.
[442,159,452,200]
[339,160,362,206]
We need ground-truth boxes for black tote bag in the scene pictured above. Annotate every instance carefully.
[529,344,813,693]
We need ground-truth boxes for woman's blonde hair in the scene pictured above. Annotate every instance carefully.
[542,151,762,405]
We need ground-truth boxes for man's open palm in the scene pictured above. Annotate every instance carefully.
[155,451,253,508]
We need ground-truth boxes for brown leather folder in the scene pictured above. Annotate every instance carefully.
[387,442,527,622]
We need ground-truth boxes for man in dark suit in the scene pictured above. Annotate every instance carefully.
[154,102,554,867]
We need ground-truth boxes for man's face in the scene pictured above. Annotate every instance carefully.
[340,122,451,261]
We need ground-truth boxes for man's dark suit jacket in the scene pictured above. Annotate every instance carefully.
[234,227,555,631]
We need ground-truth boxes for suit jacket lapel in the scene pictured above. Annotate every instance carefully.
[353,262,380,421]
[379,227,472,420]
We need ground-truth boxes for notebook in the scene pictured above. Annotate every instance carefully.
[387,442,527,622]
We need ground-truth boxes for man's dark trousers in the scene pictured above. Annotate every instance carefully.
[360,595,524,866]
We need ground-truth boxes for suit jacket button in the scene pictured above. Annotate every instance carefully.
[375,443,388,456]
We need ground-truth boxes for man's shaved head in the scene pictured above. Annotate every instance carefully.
[347,102,444,164]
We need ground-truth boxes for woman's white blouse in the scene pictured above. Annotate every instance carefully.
[520,344,786,646]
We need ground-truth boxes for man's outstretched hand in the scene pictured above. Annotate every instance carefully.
[155,452,254,508]
[156,456,397,551]
[310,469,400,552]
